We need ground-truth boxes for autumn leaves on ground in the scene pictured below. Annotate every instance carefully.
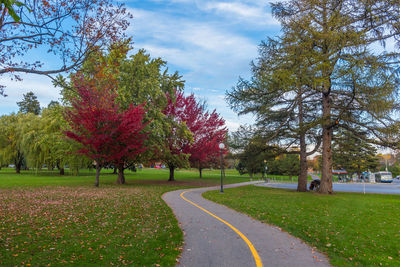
[0,168,250,266]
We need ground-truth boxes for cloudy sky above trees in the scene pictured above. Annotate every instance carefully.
[1,0,281,131]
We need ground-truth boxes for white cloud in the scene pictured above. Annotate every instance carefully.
[0,74,61,114]
[203,2,279,26]
[225,119,241,131]
[128,7,258,82]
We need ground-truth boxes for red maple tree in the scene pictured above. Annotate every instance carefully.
[180,94,227,178]
[64,76,148,186]
[162,91,227,180]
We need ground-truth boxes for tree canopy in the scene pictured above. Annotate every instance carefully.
[228,0,400,193]
[17,91,41,115]
[0,0,131,96]
[64,75,148,186]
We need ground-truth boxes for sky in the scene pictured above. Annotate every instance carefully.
[0,0,282,132]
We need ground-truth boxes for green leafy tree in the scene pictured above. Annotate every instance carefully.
[279,154,301,179]
[38,104,89,175]
[118,48,185,167]
[17,91,41,115]
[231,127,279,177]
[0,113,25,173]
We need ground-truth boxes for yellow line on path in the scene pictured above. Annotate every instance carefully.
[180,190,263,267]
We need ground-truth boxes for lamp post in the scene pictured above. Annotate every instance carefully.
[264,160,267,182]
[219,143,225,193]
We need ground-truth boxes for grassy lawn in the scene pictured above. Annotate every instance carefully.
[0,167,249,266]
[203,185,400,267]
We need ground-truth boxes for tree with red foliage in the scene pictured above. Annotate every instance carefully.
[180,94,227,178]
[0,0,131,96]
[162,91,226,180]
[64,77,148,186]
[161,91,192,181]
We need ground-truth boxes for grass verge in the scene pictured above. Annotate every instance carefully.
[0,168,249,266]
[203,185,400,267]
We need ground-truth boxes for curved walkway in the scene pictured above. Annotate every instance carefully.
[162,182,330,267]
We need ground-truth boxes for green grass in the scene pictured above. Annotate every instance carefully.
[0,167,249,266]
[203,186,400,267]
[0,168,251,188]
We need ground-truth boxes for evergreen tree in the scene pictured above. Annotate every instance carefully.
[227,34,321,191]
[332,129,379,178]
[17,91,41,115]
[230,0,400,194]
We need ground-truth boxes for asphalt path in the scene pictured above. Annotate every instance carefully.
[258,179,400,194]
[162,182,330,267]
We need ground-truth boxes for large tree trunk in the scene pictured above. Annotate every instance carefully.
[95,162,101,187]
[15,151,23,174]
[116,163,125,184]
[319,92,333,194]
[169,165,175,181]
[56,161,64,175]
[15,163,21,174]
[297,90,308,192]
[298,144,308,192]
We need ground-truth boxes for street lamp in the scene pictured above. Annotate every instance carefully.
[219,143,225,193]
[264,160,268,182]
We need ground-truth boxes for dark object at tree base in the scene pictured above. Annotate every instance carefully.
[309,179,320,191]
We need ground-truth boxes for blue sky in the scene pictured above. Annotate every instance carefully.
[0,0,281,131]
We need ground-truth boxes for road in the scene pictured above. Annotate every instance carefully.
[258,179,400,194]
[162,182,330,267]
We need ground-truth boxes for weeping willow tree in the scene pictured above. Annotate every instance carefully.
[0,113,25,173]
[12,104,90,175]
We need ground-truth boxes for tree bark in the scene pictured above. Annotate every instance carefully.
[56,161,64,175]
[15,163,21,174]
[297,137,308,191]
[199,167,202,178]
[95,162,101,187]
[297,89,308,192]
[319,92,333,194]
[15,151,23,174]
[116,163,125,184]
[169,165,175,181]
